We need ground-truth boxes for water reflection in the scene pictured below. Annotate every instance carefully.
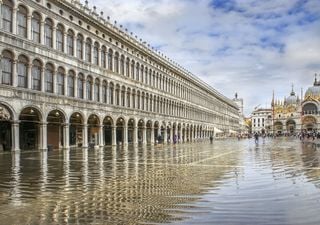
[0,139,320,224]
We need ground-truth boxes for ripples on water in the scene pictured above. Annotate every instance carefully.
[0,138,320,225]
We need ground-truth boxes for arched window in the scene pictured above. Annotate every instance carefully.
[45,63,54,93]
[102,81,107,103]
[56,24,64,52]
[67,70,75,97]
[31,12,41,43]
[86,76,92,100]
[101,46,106,68]
[67,30,74,56]
[44,18,53,48]
[94,78,100,102]
[146,94,149,111]
[57,67,65,95]
[17,5,27,38]
[17,55,28,88]
[108,49,113,71]
[31,59,41,90]
[77,73,84,99]
[126,57,130,77]
[114,52,119,73]
[85,38,92,63]
[76,34,83,59]
[1,50,13,85]
[131,60,135,79]
[136,63,140,81]
[145,67,148,84]
[141,93,145,110]
[149,69,152,86]
[2,0,13,32]
[109,83,114,104]
[93,42,99,65]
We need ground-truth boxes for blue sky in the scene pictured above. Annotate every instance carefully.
[86,0,320,115]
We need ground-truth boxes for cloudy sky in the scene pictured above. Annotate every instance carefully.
[86,0,320,116]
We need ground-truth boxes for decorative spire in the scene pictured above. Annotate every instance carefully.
[314,73,318,86]
[235,92,238,99]
[290,83,295,96]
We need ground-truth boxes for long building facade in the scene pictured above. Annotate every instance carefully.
[0,0,239,151]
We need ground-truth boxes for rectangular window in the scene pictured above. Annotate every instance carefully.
[67,36,73,56]
[2,6,12,32]
[17,13,27,37]
[17,63,27,87]
[77,40,83,59]
[57,75,64,95]
[56,32,64,52]
[1,58,12,85]
[68,76,74,97]
[31,19,40,43]
[45,26,52,47]
[45,72,53,93]
[32,67,41,90]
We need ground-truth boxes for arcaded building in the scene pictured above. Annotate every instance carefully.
[0,0,239,151]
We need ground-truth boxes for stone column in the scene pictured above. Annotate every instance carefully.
[27,14,32,40]
[63,123,69,149]
[142,126,147,145]
[170,127,174,144]
[150,125,154,144]
[27,63,32,89]
[98,48,101,67]
[63,32,67,54]
[99,125,104,147]
[40,20,45,45]
[112,126,117,146]
[123,125,128,145]
[40,68,45,92]
[74,75,78,98]
[12,7,17,34]
[11,121,20,152]
[0,1,2,30]
[82,123,88,148]
[133,126,138,145]
[64,72,68,96]
[12,60,17,87]
[40,122,48,151]
[52,27,56,49]
[163,126,167,144]
[52,69,57,94]
[73,36,77,57]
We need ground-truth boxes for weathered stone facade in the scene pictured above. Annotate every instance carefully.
[0,0,239,151]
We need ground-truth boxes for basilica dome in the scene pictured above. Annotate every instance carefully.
[285,95,298,105]
[305,86,320,98]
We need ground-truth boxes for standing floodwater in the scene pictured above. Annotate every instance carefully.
[0,138,320,225]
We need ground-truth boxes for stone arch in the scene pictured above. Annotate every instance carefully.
[116,117,126,144]
[69,112,85,147]
[47,109,66,150]
[0,103,15,151]
[19,106,43,150]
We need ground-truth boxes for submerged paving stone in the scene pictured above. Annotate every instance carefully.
[0,138,319,225]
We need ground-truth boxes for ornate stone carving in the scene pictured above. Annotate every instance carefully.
[0,106,10,121]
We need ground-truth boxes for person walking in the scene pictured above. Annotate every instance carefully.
[254,132,259,144]
[210,135,213,144]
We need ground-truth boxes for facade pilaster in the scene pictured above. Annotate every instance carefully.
[142,126,147,145]
[11,121,20,152]
[83,123,88,148]
[40,68,45,92]
[63,33,67,54]
[27,63,32,89]
[73,36,77,56]
[40,122,48,151]
[40,20,45,45]
[99,125,104,147]
[63,123,70,149]
[12,7,17,34]
[150,125,154,144]
[52,27,57,50]
[123,125,128,145]
[112,126,116,146]
[133,126,138,145]
[12,60,17,87]
[27,14,32,40]
[163,126,167,144]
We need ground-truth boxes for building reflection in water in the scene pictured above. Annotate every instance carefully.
[10,152,21,206]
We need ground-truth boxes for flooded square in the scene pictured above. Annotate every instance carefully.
[0,138,320,225]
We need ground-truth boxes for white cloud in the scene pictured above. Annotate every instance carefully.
[86,0,320,115]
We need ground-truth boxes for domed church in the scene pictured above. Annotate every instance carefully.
[273,85,301,134]
[301,75,320,131]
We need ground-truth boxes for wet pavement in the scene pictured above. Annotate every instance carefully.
[0,138,320,225]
